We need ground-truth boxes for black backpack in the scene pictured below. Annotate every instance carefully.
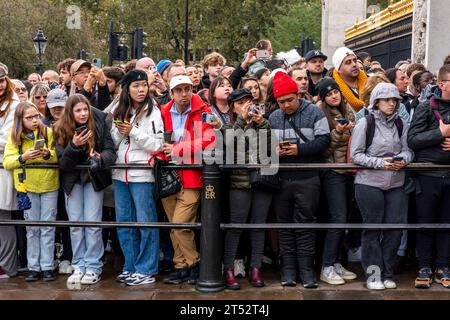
[363,109,403,150]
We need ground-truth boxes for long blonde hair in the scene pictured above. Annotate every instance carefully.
[361,73,390,107]
[53,94,95,153]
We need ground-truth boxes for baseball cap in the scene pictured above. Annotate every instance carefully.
[170,75,193,90]
[47,88,68,108]
[304,50,328,63]
[70,59,92,76]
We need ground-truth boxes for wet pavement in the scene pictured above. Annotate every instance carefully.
[1,260,449,300]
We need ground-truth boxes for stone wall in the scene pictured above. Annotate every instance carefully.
[412,0,427,64]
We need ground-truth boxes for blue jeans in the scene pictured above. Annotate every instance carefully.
[114,180,159,275]
[65,183,104,274]
[24,191,58,272]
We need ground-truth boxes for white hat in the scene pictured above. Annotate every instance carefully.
[276,49,301,67]
[169,75,193,90]
[332,47,356,70]
[269,68,287,80]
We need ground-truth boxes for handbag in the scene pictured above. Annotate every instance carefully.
[249,169,281,191]
[153,156,182,200]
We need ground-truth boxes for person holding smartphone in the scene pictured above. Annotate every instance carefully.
[3,102,59,282]
[53,94,116,286]
[315,77,357,285]
[350,83,413,290]
[221,89,272,289]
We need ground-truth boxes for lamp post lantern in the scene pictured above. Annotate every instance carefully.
[32,29,47,75]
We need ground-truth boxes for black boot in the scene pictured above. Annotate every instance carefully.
[280,255,297,286]
[298,255,318,289]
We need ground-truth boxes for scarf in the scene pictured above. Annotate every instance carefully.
[333,69,367,112]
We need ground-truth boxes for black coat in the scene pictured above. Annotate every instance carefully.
[407,93,450,177]
[57,108,117,195]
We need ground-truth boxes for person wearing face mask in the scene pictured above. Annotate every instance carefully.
[350,83,413,290]
[315,77,357,285]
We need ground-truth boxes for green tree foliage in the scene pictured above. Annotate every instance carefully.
[265,0,322,54]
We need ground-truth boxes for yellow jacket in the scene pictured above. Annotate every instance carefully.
[3,128,59,193]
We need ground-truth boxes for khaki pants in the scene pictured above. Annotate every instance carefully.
[162,188,201,269]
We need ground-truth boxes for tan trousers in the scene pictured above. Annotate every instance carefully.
[162,188,201,269]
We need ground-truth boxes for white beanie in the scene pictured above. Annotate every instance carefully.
[332,47,356,70]
[276,49,301,67]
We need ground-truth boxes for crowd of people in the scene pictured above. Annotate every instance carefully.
[0,38,449,291]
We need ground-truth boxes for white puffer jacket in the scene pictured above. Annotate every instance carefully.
[0,96,19,210]
[111,102,164,183]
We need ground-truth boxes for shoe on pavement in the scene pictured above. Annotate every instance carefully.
[116,271,132,283]
[164,267,190,284]
[25,271,40,282]
[383,279,397,289]
[81,271,101,285]
[67,269,84,285]
[320,266,345,285]
[334,263,357,280]
[124,273,156,286]
[415,267,433,289]
[0,267,9,279]
[435,267,450,289]
[366,279,385,290]
[43,270,56,281]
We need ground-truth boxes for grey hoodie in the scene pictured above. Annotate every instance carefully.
[350,109,413,190]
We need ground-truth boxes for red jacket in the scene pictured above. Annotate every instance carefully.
[160,94,216,189]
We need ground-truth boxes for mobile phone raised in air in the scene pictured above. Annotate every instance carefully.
[335,118,349,125]
[92,58,102,68]
[202,112,216,124]
[255,49,271,60]
[392,156,404,162]
[34,139,45,150]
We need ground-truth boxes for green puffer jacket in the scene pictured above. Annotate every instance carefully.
[222,116,271,189]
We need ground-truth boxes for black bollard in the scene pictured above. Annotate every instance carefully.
[196,164,225,293]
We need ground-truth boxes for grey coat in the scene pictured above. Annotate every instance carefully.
[350,110,413,190]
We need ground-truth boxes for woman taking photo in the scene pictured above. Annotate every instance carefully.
[222,88,272,290]
[239,77,264,104]
[54,93,116,286]
[111,70,164,286]
[315,77,357,285]
[350,83,413,290]
[3,101,59,281]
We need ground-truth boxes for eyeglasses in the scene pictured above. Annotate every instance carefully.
[15,87,27,93]
[24,114,40,121]
[34,95,47,100]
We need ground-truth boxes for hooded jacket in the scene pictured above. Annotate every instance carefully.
[407,92,450,177]
[160,94,216,189]
[351,109,413,190]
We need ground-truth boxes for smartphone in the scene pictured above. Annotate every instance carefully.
[34,139,45,150]
[149,66,157,73]
[256,49,271,60]
[335,118,349,125]
[279,141,291,149]
[75,124,87,134]
[392,156,404,162]
[92,58,102,68]
[202,112,216,124]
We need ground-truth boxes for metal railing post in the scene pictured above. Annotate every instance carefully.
[196,164,225,293]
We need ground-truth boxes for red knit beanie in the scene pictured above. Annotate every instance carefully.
[272,72,298,99]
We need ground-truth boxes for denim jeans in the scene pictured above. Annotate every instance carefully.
[322,171,354,267]
[24,191,58,272]
[114,180,159,275]
[355,184,407,280]
[65,183,104,274]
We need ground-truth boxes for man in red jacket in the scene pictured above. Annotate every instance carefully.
[160,75,215,284]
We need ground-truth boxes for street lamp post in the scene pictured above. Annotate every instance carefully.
[32,29,48,75]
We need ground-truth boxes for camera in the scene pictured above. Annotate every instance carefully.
[248,104,265,117]
[88,156,102,173]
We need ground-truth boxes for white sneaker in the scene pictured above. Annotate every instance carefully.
[334,263,357,280]
[124,273,156,286]
[67,269,84,285]
[116,271,132,283]
[320,266,345,285]
[234,259,246,278]
[366,279,385,290]
[58,260,74,274]
[383,279,397,289]
[347,247,362,262]
[81,271,101,285]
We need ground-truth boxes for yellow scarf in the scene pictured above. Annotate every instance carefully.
[333,69,367,112]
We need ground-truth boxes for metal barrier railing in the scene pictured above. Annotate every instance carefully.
[1,162,449,292]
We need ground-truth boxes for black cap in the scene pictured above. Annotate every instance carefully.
[227,89,253,105]
[304,50,328,63]
[121,69,148,87]
[316,77,340,102]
